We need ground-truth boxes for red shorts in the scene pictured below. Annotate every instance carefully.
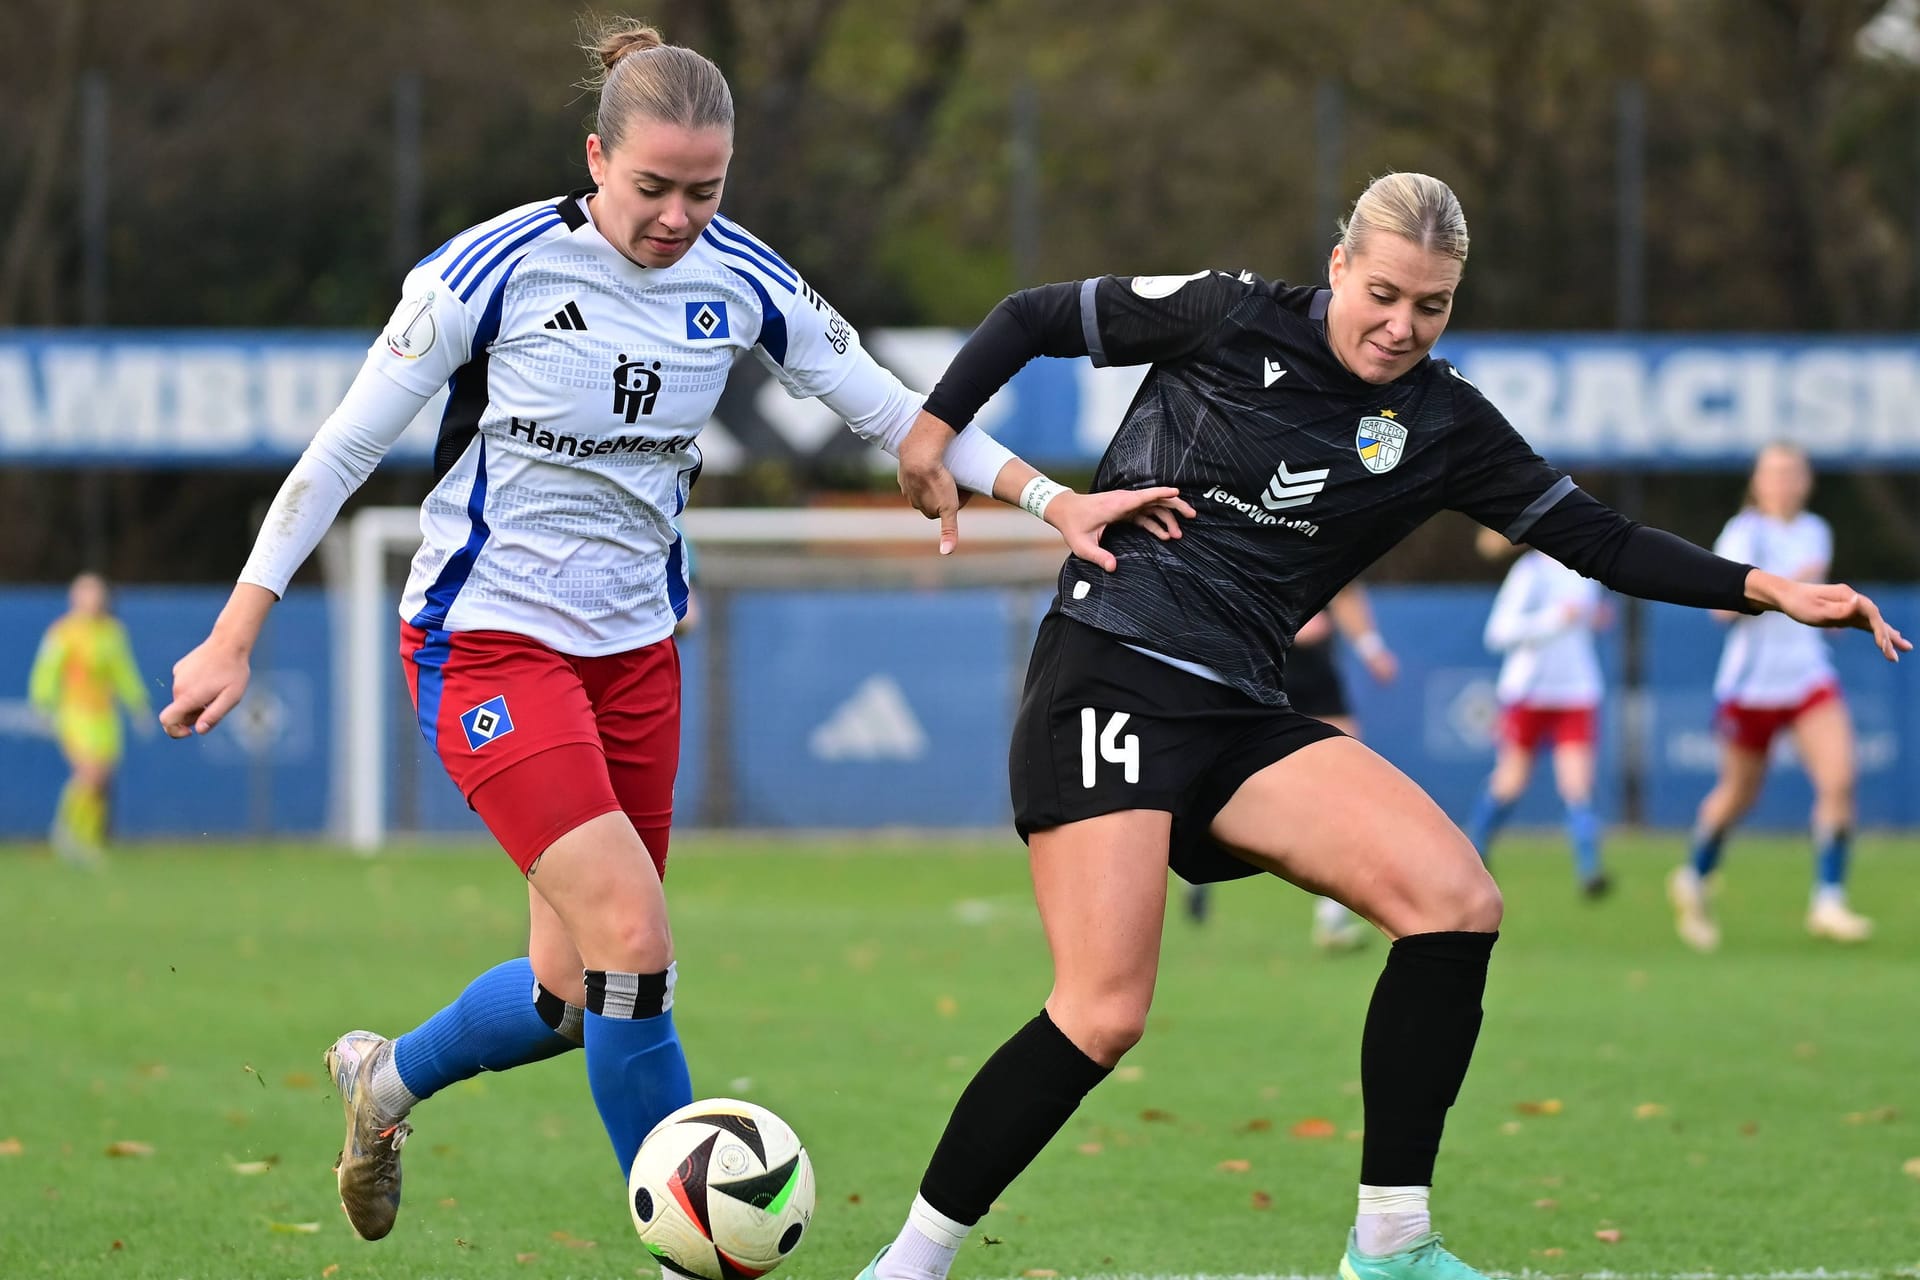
[1498,703,1597,752]
[399,623,680,875]
[1716,679,1841,755]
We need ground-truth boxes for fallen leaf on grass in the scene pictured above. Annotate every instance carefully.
[104,1141,154,1158]
[1533,1199,1559,1210]
[1139,1108,1175,1123]
[1633,1103,1667,1120]
[0,1138,21,1156]
[322,1267,339,1278]
[934,996,959,1018]
[1739,1121,1759,1136]
[1515,1099,1563,1116]
[438,1197,458,1208]
[1535,1248,1565,1258]
[1594,1228,1624,1244]
[136,1063,168,1080]
[282,1072,315,1089]
[1114,1065,1145,1083]
[1250,1190,1273,1210]
[1217,1158,1252,1173]
[846,1193,862,1204]
[1499,1121,1524,1136]
[1901,1157,1920,1180]
[1290,1117,1337,1139]
[1239,1118,1273,1133]
[455,1237,471,1248]
[1844,1107,1899,1125]
[1076,1142,1103,1155]
[226,1156,278,1176]
[515,1252,539,1264]
[1023,1271,1058,1278]
[110,1241,123,1252]
[268,1221,320,1234]
[550,1230,596,1249]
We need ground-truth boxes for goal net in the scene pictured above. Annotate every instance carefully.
[329,504,1066,850]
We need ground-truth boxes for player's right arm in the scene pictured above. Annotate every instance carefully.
[1482,559,1575,652]
[896,271,1246,552]
[27,623,66,720]
[161,273,477,738]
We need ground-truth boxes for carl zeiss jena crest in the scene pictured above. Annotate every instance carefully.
[1355,409,1408,474]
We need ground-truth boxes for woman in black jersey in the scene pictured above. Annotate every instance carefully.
[853,173,1907,1280]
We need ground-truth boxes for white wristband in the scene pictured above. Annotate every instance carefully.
[1355,630,1388,660]
[1019,475,1069,521]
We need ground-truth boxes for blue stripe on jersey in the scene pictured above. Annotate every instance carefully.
[410,627,453,760]
[665,469,695,621]
[700,230,797,295]
[723,265,787,366]
[410,437,493,631]
[455,213,564,301]
[416,235,458,270]
[706,216,799,287]
[442,207,552,289]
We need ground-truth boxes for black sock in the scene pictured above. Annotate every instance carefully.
[1359,930,1498,1187]
[918,1011,1111,1225]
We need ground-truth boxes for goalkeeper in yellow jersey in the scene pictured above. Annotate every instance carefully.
[28,573,150,862]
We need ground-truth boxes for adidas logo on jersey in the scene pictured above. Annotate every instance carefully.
[809,675,927,762]
[543,300,587,331]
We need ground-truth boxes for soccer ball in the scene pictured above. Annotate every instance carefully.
[628,1098,815,1279]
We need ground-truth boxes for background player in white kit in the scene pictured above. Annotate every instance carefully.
[1669,443,1870,949]
[1463,528,1610,895]
[157,20,1181,1245]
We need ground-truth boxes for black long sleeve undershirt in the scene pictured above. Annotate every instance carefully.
[922,283,1085,431]
[1525,488,1757,614]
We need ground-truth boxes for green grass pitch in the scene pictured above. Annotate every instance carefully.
[2,832,1916,1279]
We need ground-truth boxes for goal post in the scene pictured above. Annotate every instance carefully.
[330,504,1062,851]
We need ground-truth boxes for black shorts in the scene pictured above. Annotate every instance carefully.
[1010,614,1345,885]
[1283,639,1350,721]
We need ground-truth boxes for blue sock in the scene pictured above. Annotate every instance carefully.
[1814,827,1851,892]
[1688,827,1727,878]
[392,957,578,1102]
[584,967,694,1177]
[1465,787,1516,859]
[1566,803,1602,882]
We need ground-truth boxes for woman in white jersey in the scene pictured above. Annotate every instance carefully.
[157,21,1181,1245]
[1462,528,1610,895]
[1668,443,1869,949]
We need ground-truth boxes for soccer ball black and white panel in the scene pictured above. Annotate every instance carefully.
[628,1098,816,1280]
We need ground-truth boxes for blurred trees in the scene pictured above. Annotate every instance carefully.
[2,0,1915,330]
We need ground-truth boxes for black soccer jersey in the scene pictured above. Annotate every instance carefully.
[1061,270,1568,704]
[923,269,1753,709]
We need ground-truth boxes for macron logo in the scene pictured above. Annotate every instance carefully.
[809,675,928,762]
[1262,460,1330,510]
[1263,358,1287,387]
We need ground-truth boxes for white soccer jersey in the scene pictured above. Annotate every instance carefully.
[366,195,922,654]
[1483,551,1604,708]
[1711,509,1836,706]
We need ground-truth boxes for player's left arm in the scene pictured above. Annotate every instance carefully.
[104,621,151,722]
[1443,389,1908,662]
[762,273,1018,501]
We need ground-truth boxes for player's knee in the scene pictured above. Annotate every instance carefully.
[1050,997,1149,1068]
[581,911,673,974]
[1456,876,1504,932]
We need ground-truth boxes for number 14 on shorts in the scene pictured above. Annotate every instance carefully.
[1081,709,1140,787]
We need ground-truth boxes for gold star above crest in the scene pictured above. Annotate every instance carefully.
[1379,408,1398,419]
